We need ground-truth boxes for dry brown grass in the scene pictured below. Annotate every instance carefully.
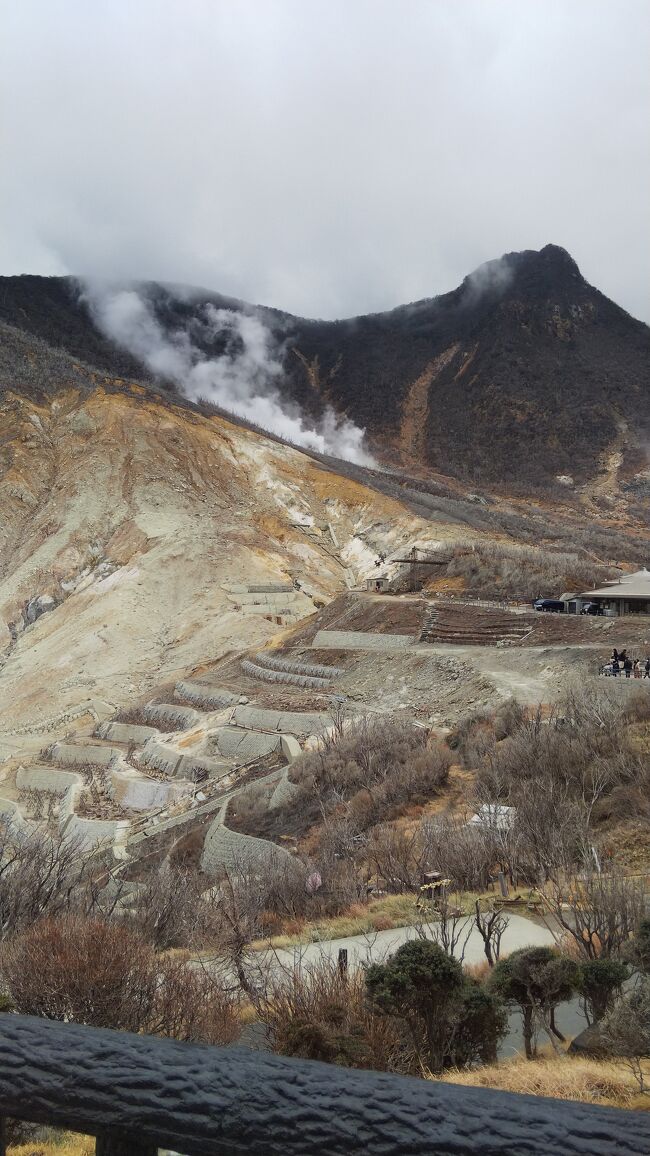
[439,1055,650,1109]
[9,1139,93,1156]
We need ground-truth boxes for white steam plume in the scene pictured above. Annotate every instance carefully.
[81,282,374,465]
[464,255,513,301]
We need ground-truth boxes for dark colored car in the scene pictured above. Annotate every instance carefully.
[580,601,603,615]
[533,598,565,613]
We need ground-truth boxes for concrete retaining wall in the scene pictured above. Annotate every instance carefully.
[16,765,82,795]
[228,592,297,606]
[247,583,294,594]
[138,739,229,781]
[61,813,122,851]
[110,775,191,812]
[200,814,300,878]
[241,659,331,690]
[0,797,28,829]
[176,754,232,781]
[211,727,280,761]
[255,653,343,679]
[143,703,201,730]
[232,706,330,736]
[312,629,414,650]
[139,739,182,777]
[96,722,159,745]
[50,743,121,767]
[174,681,238,710]
[269,767,300,810]
[280,734,302,763]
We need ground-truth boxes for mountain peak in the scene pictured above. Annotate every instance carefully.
[503,243,583,282]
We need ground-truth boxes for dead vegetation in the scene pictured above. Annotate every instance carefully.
[1,914,239,1044]
[440,1054,643,1108]
[435,539,616,601]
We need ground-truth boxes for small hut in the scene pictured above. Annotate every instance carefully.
[365,575,390,593]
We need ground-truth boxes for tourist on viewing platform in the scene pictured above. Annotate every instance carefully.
[644,658,650,679]
[634,659,642,678]
[624,656,633,678]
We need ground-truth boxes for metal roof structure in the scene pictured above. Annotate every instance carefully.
[579,568,650,600]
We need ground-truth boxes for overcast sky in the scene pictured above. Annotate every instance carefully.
[2,0,649,321]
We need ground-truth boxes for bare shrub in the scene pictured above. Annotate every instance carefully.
[473,900,509,966]
[255,958,409,1072]
[0,824,93,940]
[127,866,205,950]
[601,978,650,1093]
[420,816,501,893]
[367,823,426,892]
[293,717,451,829]
[2,914,239,1043]
[148,953,240,1044]
[2,915,157,1030]
[443,539,615,601]
[540,870,647,961]
[469,687,649,879]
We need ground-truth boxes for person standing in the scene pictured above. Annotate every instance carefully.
[634,659,642,679]
[624,656,633,678]
[645,658,650,679]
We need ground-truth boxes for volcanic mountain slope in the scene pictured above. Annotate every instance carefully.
[1,245,649,489]
[0,325,456,759]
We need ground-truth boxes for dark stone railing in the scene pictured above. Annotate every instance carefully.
[0,1015,648,1155]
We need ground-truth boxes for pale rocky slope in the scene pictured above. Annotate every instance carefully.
[0,383,459,759]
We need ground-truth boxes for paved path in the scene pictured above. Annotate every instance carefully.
[260,911,556,973]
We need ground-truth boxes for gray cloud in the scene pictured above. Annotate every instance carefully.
[1,0,649,322]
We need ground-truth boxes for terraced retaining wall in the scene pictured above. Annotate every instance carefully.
[61,813,121,851]
[255,653,343,678]
[50,742,121,767]
[111,775,191,811]
[200,813,301,877]
[174,681,239,710]
[143,703,201,730]
[96,721,159,744]
[232,706,330,736]
[312,629,414,650]
[16,765,81,795]
[212,727,281,761]
[0,797,27,829]
[241,659,331,690]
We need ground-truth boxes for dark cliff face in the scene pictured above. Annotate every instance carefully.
[1,245,648,488]
[281,245,650,487]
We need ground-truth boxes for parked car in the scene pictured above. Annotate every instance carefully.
[533,598,565,613]
[580,601,603,615]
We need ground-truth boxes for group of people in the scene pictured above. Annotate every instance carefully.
[602,648,650,678]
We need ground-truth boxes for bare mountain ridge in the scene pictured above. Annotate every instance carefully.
[1,244,649,488]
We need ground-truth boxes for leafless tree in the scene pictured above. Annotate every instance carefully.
[127,865,205,950]
[366,823,424,892]
[473,899,509,966]
[540,869,647,960]
[0,822,95,940]
[416,891,473,963]
[420,816,498,893]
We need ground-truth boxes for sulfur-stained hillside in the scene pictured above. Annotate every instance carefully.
[0,362,455,757]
